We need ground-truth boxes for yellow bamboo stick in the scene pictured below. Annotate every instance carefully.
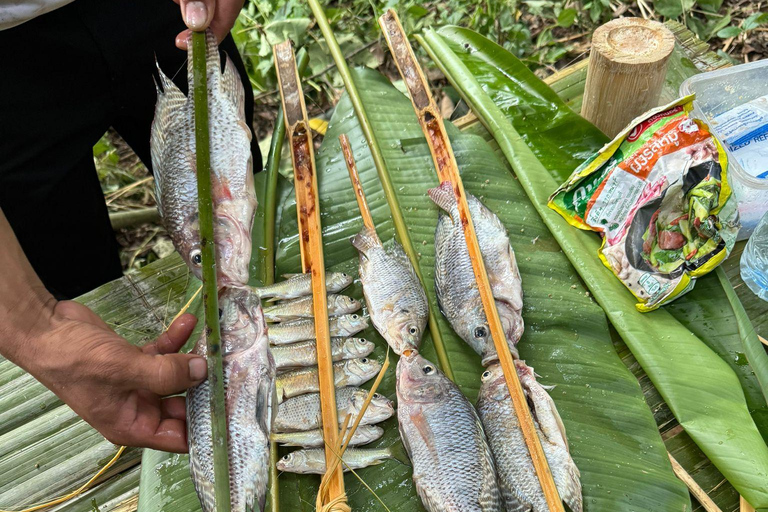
[667,452,723,512]
[741,496,756,512]
[339,134,375,232]
[273,40,346,508]
[378,9,564,511]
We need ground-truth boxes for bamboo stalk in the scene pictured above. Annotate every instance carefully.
[378,10,564,511]
[108,207,160,230]
[307,0,454,382]
[273,40,346,507]
[741,496,756,512]
[339,134,375,231]
[192,30,231,512]
[667,452,723,512]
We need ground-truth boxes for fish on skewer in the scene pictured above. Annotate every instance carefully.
[186,286,275,512]
[477,363,582,512]
[254,272,353,301]
[271,337,374,370]
[276,447,407,474]
[271,425,384,448]
[397,351,502,512]
[273,386,394,432]
[268,314,368,345]
[151,30,256,287]
[275,358,381,402]
[351,227,428,355]
[430,181,524,366]
[263,294,361,322]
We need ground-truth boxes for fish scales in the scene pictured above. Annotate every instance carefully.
[268,314,368,345]
[272,425,384,448]
[352,227,428,354]
[275,358,381,401]
[276,447,396,474]
[397,352,502,512]
[255,272,353,301]
[271,337,374,370]
[477,363,582,512]
[263,294,360,322]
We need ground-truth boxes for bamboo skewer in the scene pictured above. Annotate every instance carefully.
[378,10,564,512]
[273,40,346,508]
[192,31,232,512]
[339,134,375,232]
[741,496,756,512]
[667,453,723,512]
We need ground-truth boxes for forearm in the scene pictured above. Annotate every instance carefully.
[0,208,56,365]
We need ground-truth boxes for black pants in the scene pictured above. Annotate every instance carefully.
[0,0,262,299]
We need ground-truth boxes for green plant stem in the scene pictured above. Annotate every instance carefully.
[192,30,231,512]
[307,0,454,381]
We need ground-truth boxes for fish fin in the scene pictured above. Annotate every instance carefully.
[414,479,443,512]
[255,373,273,433]
[351,226,381,255]
[427,181,459,218]
[386,442,412,466]
[221,54,246,118]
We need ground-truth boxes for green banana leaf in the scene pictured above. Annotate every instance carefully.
[271,67,689,511]
[419,25,768,508]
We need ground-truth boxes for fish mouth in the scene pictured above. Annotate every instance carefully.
[215,206,253,287]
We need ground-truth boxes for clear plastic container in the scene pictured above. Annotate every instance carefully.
[741,210,768,301]
[680,60,768,240]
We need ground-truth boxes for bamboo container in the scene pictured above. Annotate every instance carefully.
[581,17,675,137]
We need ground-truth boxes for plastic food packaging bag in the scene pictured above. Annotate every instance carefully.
[549,96,740,312]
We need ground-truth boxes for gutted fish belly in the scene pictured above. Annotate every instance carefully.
[150,30,256,287]
[397,351,503,512]
[477,363,582,512]
[352,226,428,355]
[187,286,275,512]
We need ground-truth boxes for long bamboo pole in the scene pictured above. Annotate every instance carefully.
[307,0,454,382]
[378,10,564,511]
[273,40,346,507]
[339,134,375,232]
[192,31,231,512]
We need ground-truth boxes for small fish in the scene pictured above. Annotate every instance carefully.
[263,294,361,322]
[276,447,406,474]
[271,337,375,370]
[151,30,256,287]
[351,227,428,355]
[275,358,381,401]
[186,286,275,512]
[477,362,582,512]
[271,425,384,448]
[254,272,353,301]
[268,314,368,345]
[397,351,502,512]
[430,181,524,366]
[274,386,394,433]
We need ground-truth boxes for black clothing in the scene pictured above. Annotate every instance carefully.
[0,0,262,299]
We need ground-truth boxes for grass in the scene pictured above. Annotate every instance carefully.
[96,0,768,272]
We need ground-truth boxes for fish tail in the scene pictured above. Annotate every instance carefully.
[427,181,458,215]
[351,226,381,255]
[387,442,412,466]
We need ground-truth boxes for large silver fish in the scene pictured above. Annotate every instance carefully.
[430,181,524,366]
[254,272,353,301]
[351,227,428,355]
[151,30,256,287]
[477,362,582,512]
[396,352,502,512]
[186,286,275,512]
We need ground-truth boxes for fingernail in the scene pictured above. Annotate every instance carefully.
[185,1,207,30]
[189,358,207,381]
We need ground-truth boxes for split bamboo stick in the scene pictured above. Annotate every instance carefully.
[378,10,564,512]
[192,30,231,512]
[273,40,346,508]
[741,496,756,512]
[339,134,375,232]
[667,452,723,512]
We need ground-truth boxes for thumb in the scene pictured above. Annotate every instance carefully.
[132,352,208,396]
[180,0,215,31]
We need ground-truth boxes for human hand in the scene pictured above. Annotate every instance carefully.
[18,301,206,453]
[173,0,245,50]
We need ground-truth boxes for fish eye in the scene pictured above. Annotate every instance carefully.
[361,358,369,364]
[482,370,492,380]
[422,365,434,375]
[408,326,418,335]
[342,273,349,277]
[474,326,488,339]
[282,454,290,461]
[351,314,359,320]
[190,250,202,266]
[373,393,383,399]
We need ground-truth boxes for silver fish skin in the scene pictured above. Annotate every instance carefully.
[274,387,394,432]
[271,425,384,448]
[271,337,374,370]
[268,314,368,345]
[352,227,428,355]
[276,447,398,474]
[275,357,381,401]
[151,30,256,287]
[396,352,502,512]
[254,272,353,301]
[429,181,524,366]
[186,286,275,512]
[477,363,582,512]
[263,294,361,322]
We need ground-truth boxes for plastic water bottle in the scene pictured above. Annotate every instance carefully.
[741,210,768,301]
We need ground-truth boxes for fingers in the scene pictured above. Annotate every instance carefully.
[119,418,189,453]
[174,0,244,50]
[161,395,187,420]
[130,352,207,396]
[150,313,198,355]
[180,0,214,31]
